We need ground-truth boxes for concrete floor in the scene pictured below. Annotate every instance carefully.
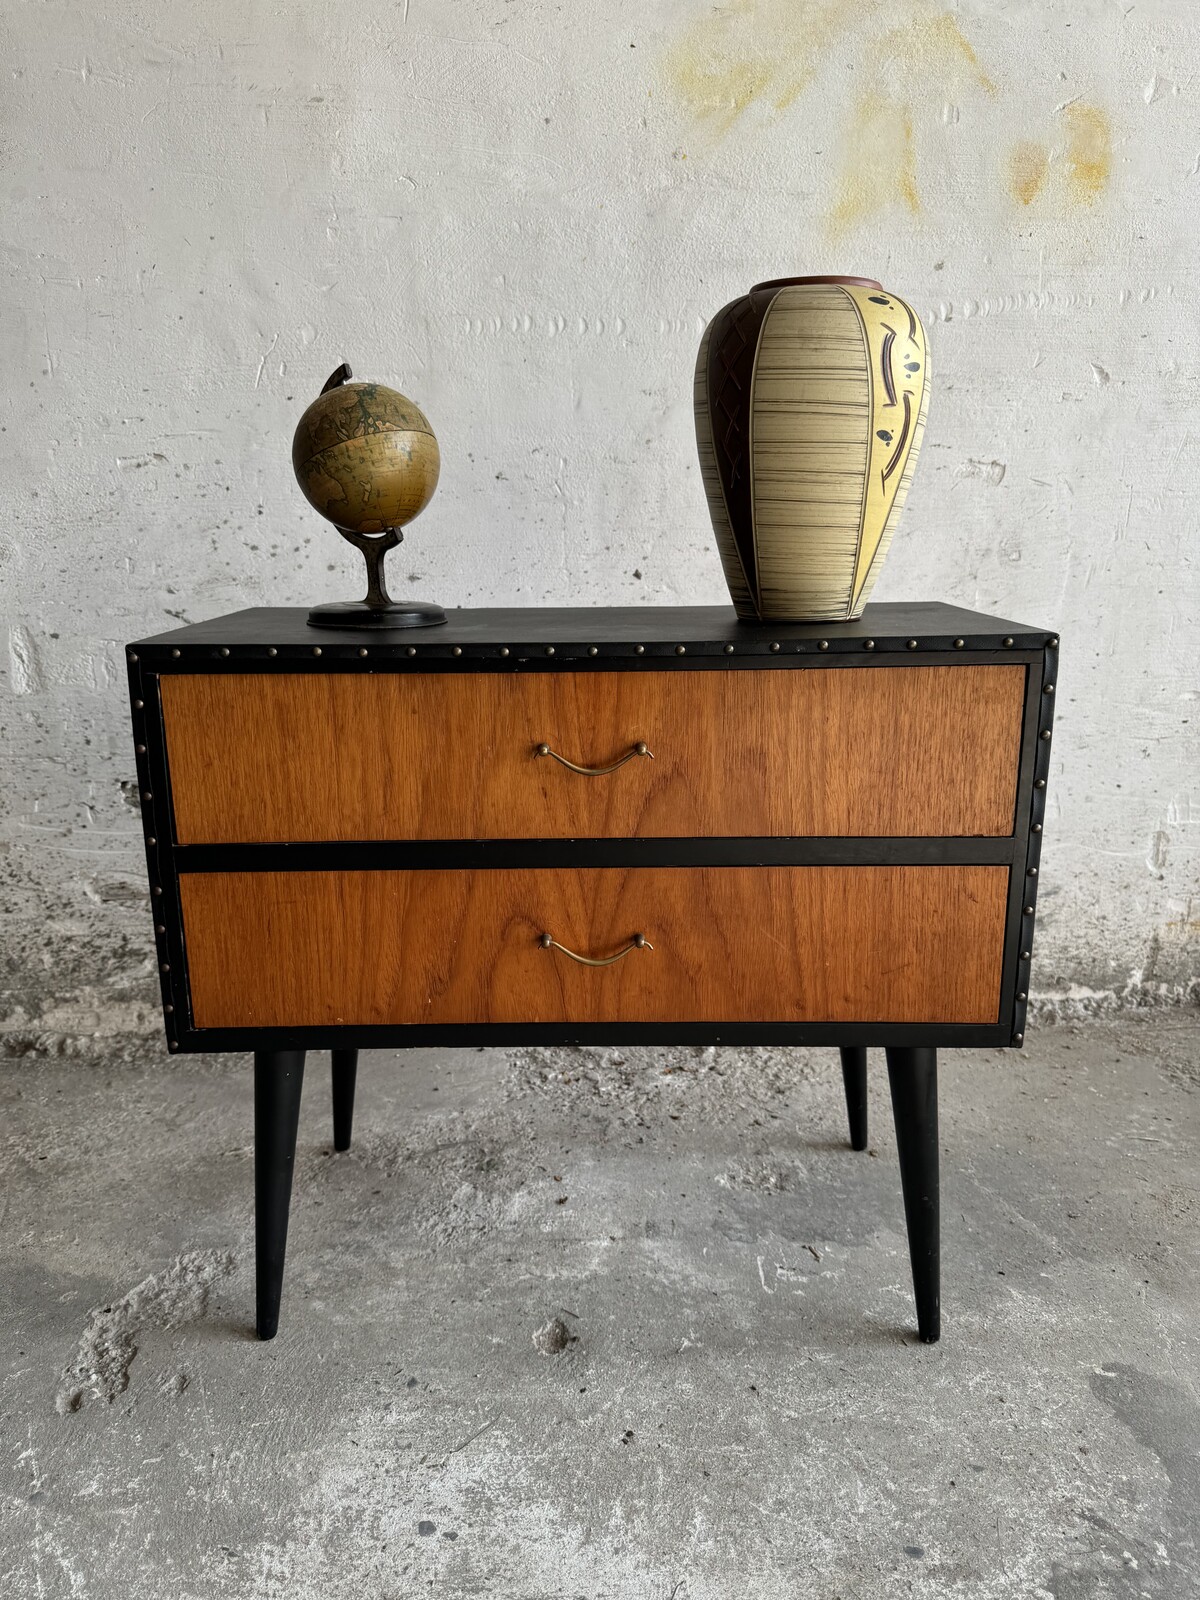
[1,1016,1198,1599]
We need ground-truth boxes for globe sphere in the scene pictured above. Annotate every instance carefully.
[292,379,440,535]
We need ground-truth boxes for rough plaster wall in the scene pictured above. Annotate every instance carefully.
[1,0,1196,1047]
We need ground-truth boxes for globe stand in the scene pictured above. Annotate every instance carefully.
[307,525,446,630]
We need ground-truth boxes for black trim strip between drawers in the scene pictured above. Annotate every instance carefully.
[173,837,1019,872]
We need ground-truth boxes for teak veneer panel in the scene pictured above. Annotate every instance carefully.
[162,666,1024,843]
[180,865,1008,1028]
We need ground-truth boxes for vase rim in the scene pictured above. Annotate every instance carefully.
[751,274,884,291]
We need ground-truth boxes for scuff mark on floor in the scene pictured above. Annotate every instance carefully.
[55,1249,234,1414]
[532,1316,575,1354]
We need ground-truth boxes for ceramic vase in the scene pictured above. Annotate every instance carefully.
[695,275,929,622]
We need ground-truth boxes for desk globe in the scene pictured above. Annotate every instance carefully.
[293,362,445,628]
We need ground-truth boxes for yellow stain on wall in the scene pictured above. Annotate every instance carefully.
[826,11,995,236]
[668,49,774,134]
[896,12,997,97]
[663,0,856,135]
[1009,140,1049,206]
[1064,102,1111,201]
[1007,105,1111,211]
[829,95,919,237]
[662,2,1111,227]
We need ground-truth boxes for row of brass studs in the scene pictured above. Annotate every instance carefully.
[1012,635,1058,1044]
[127,661,183,1051]
[137,636,1051,663]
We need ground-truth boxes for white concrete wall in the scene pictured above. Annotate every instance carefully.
[2,0,1196,1048]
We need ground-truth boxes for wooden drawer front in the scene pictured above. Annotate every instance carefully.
[162,666,1024,843]
[180,865,1008,1028]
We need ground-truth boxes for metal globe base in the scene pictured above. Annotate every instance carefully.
[305,522,447,630]
[306,599,446,629]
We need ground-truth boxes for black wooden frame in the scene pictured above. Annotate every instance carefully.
[125,604,1057,1056]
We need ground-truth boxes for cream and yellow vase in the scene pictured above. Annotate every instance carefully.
[695,275,929,622]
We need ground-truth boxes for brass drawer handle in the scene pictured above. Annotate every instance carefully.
[534,740,653,776]
[539,931,653,967]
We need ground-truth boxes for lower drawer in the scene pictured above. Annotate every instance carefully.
[180,866,1008,1028]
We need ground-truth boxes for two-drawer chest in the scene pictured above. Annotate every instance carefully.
[126,602,1058,1343]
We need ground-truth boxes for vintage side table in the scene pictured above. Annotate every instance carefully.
[125,602,1057,1343]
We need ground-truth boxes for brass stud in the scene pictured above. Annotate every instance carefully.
[1028,866,1038,877]
[268,647,278,657]
[634,741,649,756]
[1034,778,1046,790]
[1040,730,1052,741]
[675,645,686,655]
[1003,637,1014,647]
[769,642,780,653]
[953,638,965,648]
[171,648,181,658]
[635,645,645,655]
[724,643,735,655]
[545,646,555,657]
[152,886,163,897]
[588,646,598,657]
[1049,637,1059,647]
[155,924,166,935]
[312,646,322,657]
[146,837,156,847]
[1032,823,1042,833]
[1025,905,1035,915]
[452,646,462,657]
[133,699,144,710]
[535,743,550,757]
[358,647,368,657]
[1021,950,1031,960]
[1014,1032,1024,1044]
[818,640,829,651]
[142,790,153,802]
[169,1040,179,1051]
[164,1003,174,1014]
[160,962,170,973]
[406,646,417,656]
[907,639,918,650]
[864,640,875,650]
[136,744,146,754]
[1017,992,1027,1002]
[499,647,510,657]
[1044,683,1054,694]
[219,647,230,657]
[128,651,138,662]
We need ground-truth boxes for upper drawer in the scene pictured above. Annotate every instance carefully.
[161,665,1024,843]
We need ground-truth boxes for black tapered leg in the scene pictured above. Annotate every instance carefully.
[885,1046,940,1343]
[331,1049,358,1152]
[254,1049,307,1341]
[839,1047,869,1151]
